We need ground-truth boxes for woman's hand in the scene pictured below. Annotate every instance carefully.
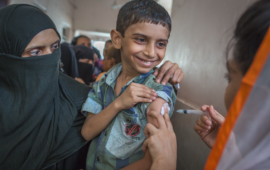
[194,105,225,148]
[75,77,85,84]
[143,106,177,170]
[115,83,157,110]
[154,61,184,85]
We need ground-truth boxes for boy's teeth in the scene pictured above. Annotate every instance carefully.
[142,60,151,64]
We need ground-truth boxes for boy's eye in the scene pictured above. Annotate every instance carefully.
[30,49,42,56]
[136,38,146,43]
[157,42,166,47]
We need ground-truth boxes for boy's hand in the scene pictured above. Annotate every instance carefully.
[115,83,157,110]
[154,61,184,85]
[194,105,225,148]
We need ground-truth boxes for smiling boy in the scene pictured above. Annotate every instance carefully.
[81,0,176,169]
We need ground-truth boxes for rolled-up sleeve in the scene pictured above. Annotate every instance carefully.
[81,87,102,117]
[139,84,176,119]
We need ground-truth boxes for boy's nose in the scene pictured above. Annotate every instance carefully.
[144,43,156,58]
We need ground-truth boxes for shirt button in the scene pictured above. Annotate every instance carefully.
[96,156,100,162]
[126,118,131,123]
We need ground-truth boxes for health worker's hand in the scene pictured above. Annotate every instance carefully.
[194,105,225,148]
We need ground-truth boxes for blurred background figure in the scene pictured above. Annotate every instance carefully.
[104,40,113,52]
[73,45,95,85]
[96,47,121,82]
[71,35,102,59]
[60,43,79,78]
[72,35,103,80]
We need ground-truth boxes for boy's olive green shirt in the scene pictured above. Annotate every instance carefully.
[82,63,176,170]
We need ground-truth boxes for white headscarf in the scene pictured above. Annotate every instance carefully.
[205,27,270,170]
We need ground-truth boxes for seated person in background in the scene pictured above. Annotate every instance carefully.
[96,47,121,82]
[73,45,95,85]
[81,0,176,169]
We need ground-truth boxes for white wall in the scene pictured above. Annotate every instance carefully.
[167,0,256,169]
[9,0,75,42]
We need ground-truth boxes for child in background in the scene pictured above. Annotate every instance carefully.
[96,47,121,82]
[104,40,113,51]
[81,0,176,169]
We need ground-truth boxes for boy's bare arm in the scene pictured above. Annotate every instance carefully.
[81,83,157,141]
[81,101,122,141]
[146,98,167,128]
[120,98,168,170]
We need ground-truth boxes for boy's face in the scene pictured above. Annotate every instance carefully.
[119,23,169,74]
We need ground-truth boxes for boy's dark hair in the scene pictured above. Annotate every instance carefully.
[71,35,90,46]
[116,0,171,37]
[104,47,122,65]
[227,0,270,75]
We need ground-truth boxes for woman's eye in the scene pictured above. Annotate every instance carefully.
[30,50,41,56]
[52,43,59,49]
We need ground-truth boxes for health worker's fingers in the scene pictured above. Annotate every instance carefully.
[147,111,167,129]
[196,118,211,130]
[194,124,209,133]
[142,138,149,152]
[207,105,225,126]
[201,105,210,111]
[144,123,158,138]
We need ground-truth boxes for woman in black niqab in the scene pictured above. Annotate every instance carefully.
[0,4,91,170]
[73,45,95,85]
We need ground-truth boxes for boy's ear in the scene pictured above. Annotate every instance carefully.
[111,29,122,50]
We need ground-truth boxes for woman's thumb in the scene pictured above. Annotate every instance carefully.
[208,105,225,125]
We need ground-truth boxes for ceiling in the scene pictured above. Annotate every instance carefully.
[73,0,173,35]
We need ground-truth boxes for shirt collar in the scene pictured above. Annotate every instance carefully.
[104,63,154,87]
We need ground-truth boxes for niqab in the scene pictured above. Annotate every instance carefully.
[73,45,94,85]
[0,4,91,170]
